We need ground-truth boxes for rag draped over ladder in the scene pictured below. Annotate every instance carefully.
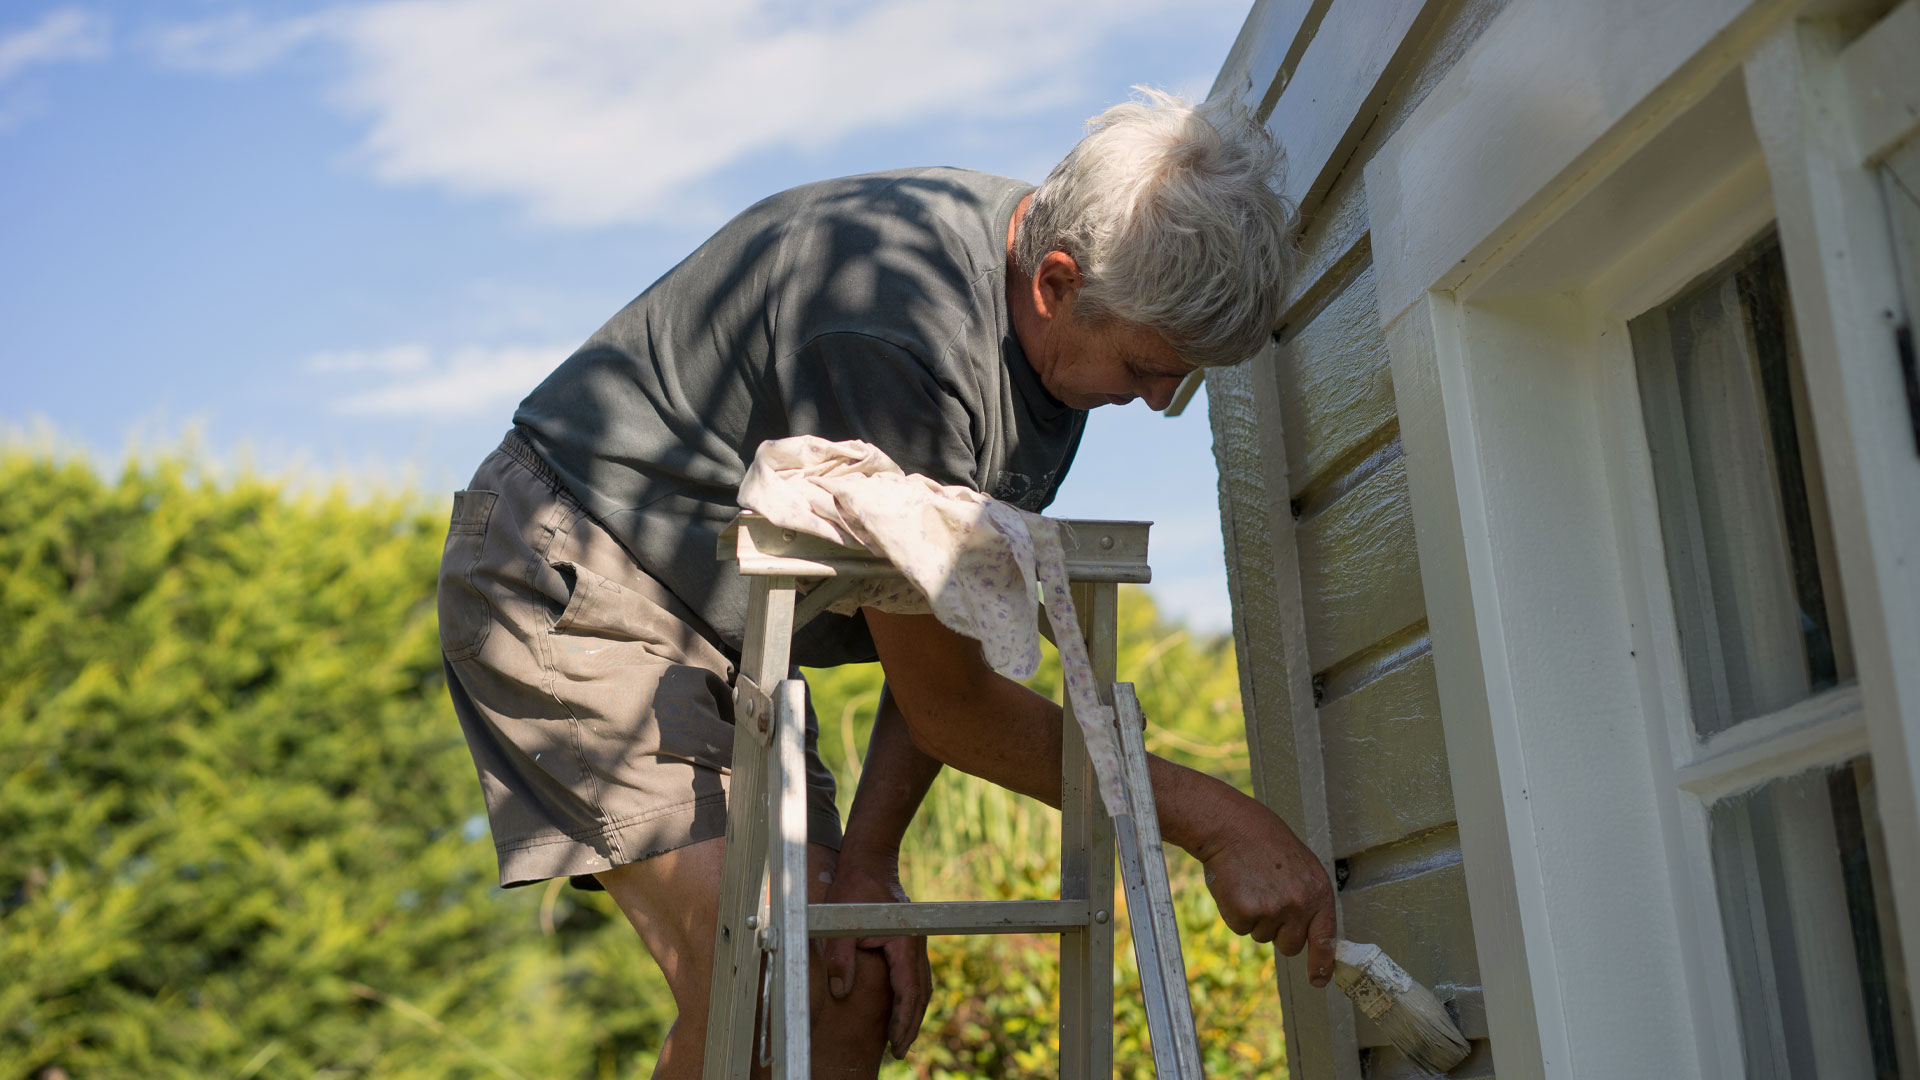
[737,435,1129,813]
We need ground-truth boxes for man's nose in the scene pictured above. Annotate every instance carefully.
[1142,375,1181,412]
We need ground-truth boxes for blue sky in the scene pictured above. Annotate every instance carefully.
[2,1,1252,631]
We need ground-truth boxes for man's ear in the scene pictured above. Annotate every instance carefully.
[1031,251,1082,322]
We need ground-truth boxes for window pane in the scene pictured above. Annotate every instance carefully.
[1631,233,1848,739]
[1710,759,1915,1078]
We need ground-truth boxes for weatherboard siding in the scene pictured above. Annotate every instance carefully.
[1206,0,1512,1075]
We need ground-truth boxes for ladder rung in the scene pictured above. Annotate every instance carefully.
[807,900,1092,938]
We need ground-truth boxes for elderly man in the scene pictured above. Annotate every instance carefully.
[437,89,1335,1078]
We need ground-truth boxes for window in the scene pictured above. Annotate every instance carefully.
[1631,233,1850,740]
[1635,231,1920,1068]
[1633,231,1913,1079]
[1709,758,1914,1078]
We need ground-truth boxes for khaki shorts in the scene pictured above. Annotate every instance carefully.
[437,432,841,889]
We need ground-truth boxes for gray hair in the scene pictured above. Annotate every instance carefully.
[1013,87,1297,368]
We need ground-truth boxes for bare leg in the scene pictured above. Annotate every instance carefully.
[596,838,892,1079]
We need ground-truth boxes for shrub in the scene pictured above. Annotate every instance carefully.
[1,449,1286,1078]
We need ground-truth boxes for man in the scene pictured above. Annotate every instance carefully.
[437,89,1335,1078]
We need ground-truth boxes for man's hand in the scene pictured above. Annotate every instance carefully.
[864,609,1340,985]
[822,847,932,1059]
[1195,798,1338,987]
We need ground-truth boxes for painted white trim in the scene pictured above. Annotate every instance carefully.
[1582,156,1777,320]
[1367,0,1801,326]
[1747,13,1920,1045]
[1388,293,1603,1080]
[1363,0,1920,1074]
[1381,301,1551,1079]
[1407,287,1709,1078]
[1836,0,1920,165]
[1364,8,1805,1078]
[1673,685,1869,798]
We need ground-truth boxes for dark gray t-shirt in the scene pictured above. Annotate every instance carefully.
[513,168,1087,667]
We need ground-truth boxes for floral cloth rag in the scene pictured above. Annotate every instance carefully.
[736,435,1128,814]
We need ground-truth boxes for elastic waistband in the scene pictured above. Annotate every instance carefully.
[498,429,582,510]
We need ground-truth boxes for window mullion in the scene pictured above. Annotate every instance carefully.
[1673,684,1866,800]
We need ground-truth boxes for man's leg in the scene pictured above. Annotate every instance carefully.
[595,838,892,1079]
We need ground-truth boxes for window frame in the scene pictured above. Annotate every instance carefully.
[1363,0,1920,1075]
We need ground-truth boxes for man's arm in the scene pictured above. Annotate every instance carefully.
[822,683,940,1058]
[837,684,944,862]
[864,606,1338,985]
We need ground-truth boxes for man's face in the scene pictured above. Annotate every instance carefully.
[1038,314,1197,412]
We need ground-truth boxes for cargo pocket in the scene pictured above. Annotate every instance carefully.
[549,559,659,642]
[437,489,499,662]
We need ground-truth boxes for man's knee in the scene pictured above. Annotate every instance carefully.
[813,944,893,1047]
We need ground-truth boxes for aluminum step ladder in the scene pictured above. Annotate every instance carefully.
[700,513,1204,1080]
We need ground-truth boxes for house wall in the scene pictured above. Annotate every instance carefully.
[1204,2,1512,1077]
[1214,1,1920,1077]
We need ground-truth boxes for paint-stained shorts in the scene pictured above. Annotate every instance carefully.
[437,431,840,889]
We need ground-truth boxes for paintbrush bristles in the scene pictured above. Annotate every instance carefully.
[1332,940,1471,1074]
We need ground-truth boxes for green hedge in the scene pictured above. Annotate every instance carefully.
[1,449,1287,1079]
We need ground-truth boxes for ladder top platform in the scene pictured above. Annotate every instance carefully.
[717,513,1153,584]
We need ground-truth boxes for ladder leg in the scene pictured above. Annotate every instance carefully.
[1114,683,1206,1079]
[704,576,798,1080]
[768,679,810,1079]
[1059,581,1117,1080]
[705,701,771,1080]
[1115,814,1182,1074]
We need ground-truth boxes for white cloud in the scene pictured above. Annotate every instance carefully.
[317,342,569,416]
[325,0,1100,227]
[0,8,109,132]
[152,0,1236,227]
[304,344,434,375]
[147,10,323,75]
[0,8,109,84]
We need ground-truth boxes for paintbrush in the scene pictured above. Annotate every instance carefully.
[1332,940,1471,1073]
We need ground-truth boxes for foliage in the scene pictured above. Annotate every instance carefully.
[1,448,1286,1078]
[807,590,1286,1080]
